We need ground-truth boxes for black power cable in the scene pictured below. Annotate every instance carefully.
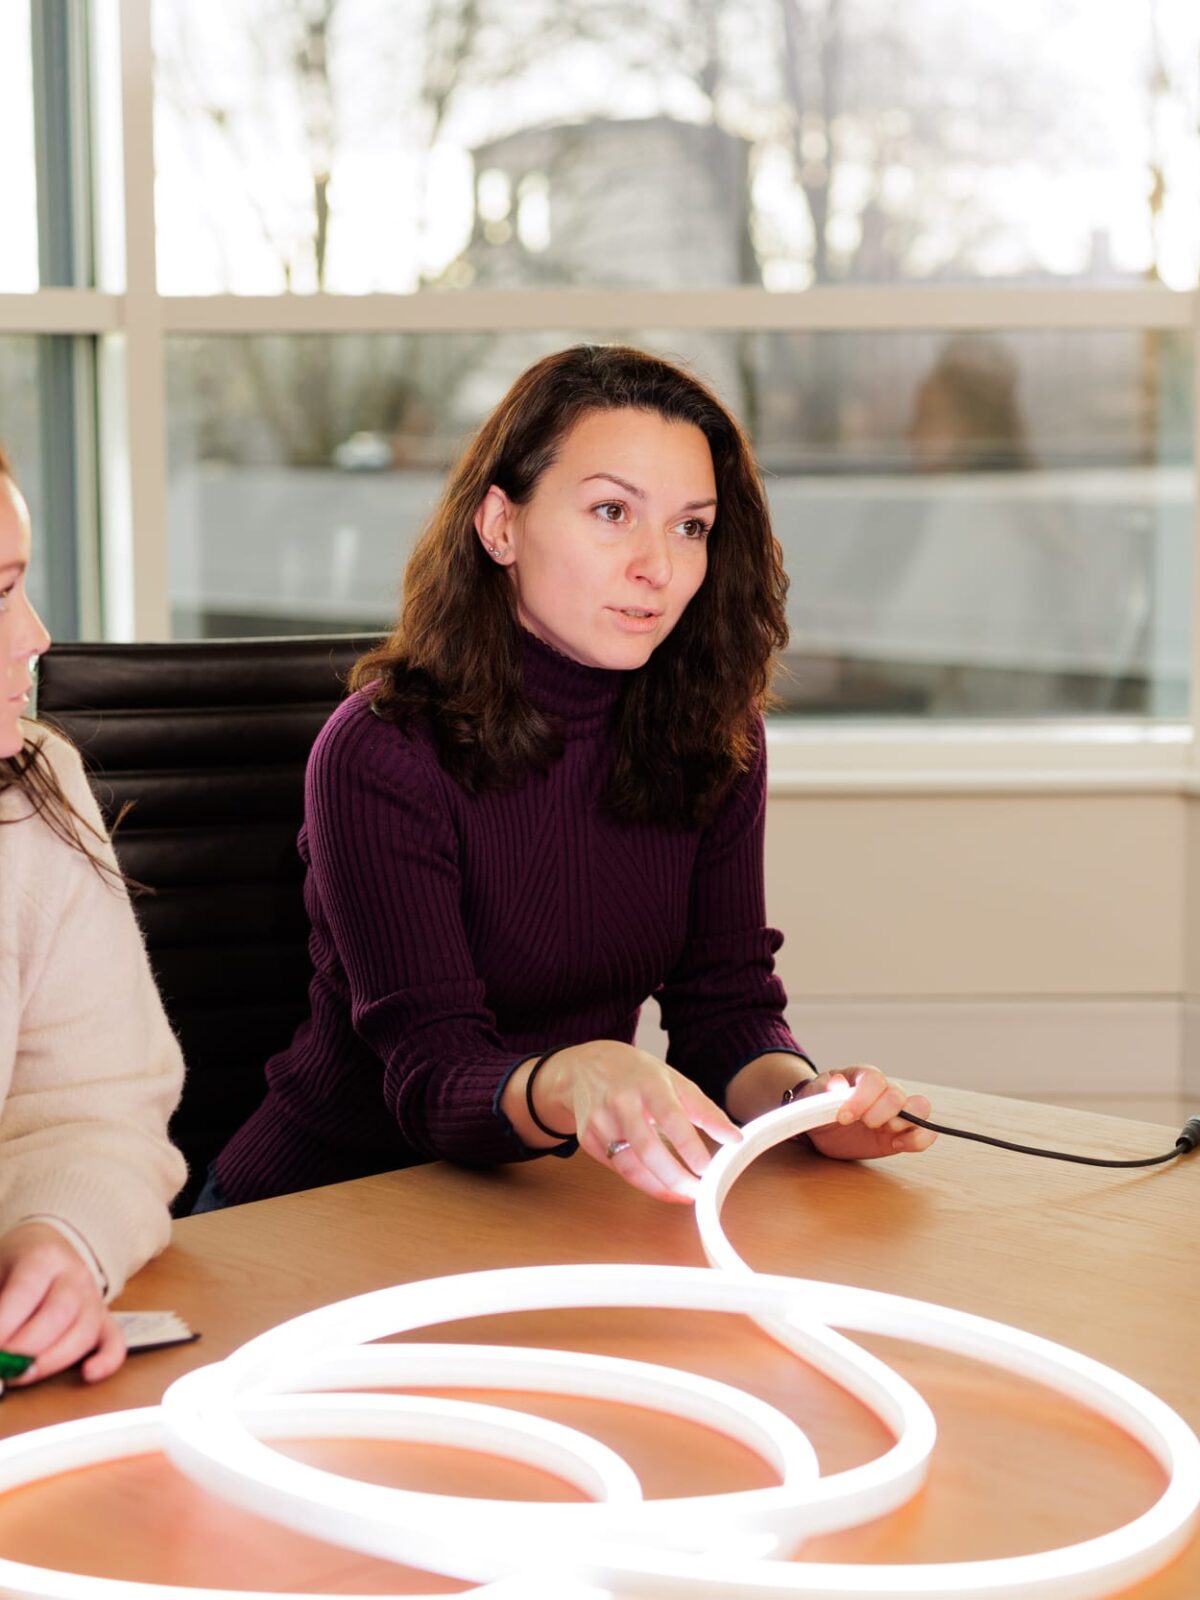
[897,1110,1200,1169]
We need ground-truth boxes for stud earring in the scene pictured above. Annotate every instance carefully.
[485,543,501,559]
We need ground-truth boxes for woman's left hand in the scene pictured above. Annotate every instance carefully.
[0,1223,126,1385]
[799,1066,937,1161]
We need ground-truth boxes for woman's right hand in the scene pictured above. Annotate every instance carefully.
[508,1041,742,1202]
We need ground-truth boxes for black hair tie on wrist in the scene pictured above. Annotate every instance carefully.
[524,1047,574,1141]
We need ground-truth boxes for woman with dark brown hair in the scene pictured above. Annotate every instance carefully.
[0,447,185,1384]
[210,345,933,1209]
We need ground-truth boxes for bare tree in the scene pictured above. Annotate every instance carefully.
[778,0,841,283]
[159,0,498,464]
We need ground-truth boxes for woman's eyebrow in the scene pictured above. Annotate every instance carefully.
[581,472,717,511]
[0,561,25,580]
[581,471,646,499]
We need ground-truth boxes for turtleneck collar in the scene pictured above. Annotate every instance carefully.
[520,629,625,733]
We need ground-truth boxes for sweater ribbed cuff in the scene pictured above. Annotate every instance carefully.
[19,1214,108,1297]
[492,1056,578,1160]
[675,1019,809,1109]
[2,1163,172,1303]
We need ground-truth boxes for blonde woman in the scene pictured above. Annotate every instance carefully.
[0,447,185,1385]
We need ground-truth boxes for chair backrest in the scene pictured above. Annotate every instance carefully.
[35,636,375,1213]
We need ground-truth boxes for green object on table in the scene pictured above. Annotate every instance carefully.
[0,1349,34,1380]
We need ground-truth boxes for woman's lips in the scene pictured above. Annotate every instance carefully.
[607,607,663,633]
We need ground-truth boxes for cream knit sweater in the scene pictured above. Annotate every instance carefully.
[0,725,186,1298]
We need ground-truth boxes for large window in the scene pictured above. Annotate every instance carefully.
[167,327,1192,717]
[0,339,46,595]
[0,333,98,640]
[0,3,100,640]
[1,0,1198,739]
[153,0,1199,294]
[0,7,39,292]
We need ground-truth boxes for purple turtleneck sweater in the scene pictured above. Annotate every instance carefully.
[216,634,801,1203]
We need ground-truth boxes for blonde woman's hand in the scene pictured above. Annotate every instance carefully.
[509,1041,741,1203]
[798,1066,937,1161]
[0,1223,126,1385]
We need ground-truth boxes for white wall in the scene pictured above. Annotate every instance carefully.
[637,778,1197,1124]
[763,785,1197,1121]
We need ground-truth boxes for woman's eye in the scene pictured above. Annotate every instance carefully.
[593,501,627,524]
[677,518,711,540]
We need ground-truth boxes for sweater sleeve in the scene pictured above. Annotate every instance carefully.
[657,718,805,1106]
[0,733,186,1299]
[303,703,536,1164]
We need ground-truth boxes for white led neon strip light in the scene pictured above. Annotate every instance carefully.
[0,1082,1194,1600]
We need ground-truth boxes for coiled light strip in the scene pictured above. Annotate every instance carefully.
[0,1083,1193,1600]
[160,1266,878,1577]
[0,1400,594,1600]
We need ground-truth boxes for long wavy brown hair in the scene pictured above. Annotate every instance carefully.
[351,344,790,828]
[0,445,121,883]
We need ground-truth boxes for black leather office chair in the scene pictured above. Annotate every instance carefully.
[36,636,376,1213]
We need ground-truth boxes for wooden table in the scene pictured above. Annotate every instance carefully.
[1,1085,1196,1596]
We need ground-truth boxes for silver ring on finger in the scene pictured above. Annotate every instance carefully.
[606,1139,632,1159]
